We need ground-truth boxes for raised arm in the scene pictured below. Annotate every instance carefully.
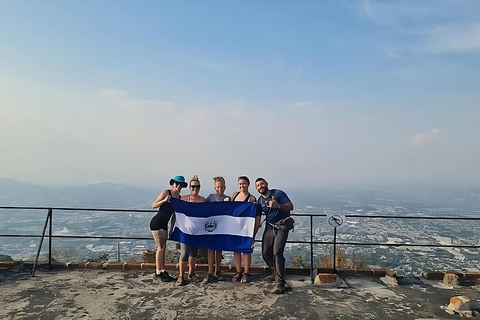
[278,201,293,211]
[152,190,170,208]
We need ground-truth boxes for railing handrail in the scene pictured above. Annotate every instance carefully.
[1,206,478,220]
[1,206,479,280]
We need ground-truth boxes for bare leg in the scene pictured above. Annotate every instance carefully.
[207,249,215,275]
[214,250,222,274]
[234,252,242,273]
[188,256,197,275]
[244,253,251,274]
[151,230,167,271]
[178,260,187,280]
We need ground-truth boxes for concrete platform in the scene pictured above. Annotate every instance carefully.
[1,267,479,320]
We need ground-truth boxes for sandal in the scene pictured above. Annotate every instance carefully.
[232,272,242,282]
[241,273,252,283]
[176,276,185,286]
[215,271,225,281]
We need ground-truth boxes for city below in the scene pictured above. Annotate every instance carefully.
[1,179,479,276]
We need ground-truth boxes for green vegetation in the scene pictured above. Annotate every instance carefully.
[88,253,110,263]
[132,247,180,264]
[318,249,367,269]
[289,255,307,268]
[0,254,13,261]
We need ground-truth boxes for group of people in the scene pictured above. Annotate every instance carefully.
[149,174,294,294]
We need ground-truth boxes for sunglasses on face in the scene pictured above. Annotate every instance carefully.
[191,185,200,189]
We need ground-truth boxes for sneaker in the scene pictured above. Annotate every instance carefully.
[270,283,285,294]
[159,271,176,282]
[202,273,216,284]
[188,273,198,283]
[153,273,162,281]
[264,274,275,282]
[214,271,225,281]
[176,277,185,286]
[264,268,275,282]
[232,272,242,282]
[241,273,252,283]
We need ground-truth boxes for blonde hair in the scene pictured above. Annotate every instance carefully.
[190,175,200,185]
[213,176,225,184]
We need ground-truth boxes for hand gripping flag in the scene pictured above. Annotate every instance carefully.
[169,198,257,253]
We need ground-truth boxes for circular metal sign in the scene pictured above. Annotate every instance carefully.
[328,215,344,227]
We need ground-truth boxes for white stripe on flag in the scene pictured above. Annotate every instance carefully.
[174,212,255,237]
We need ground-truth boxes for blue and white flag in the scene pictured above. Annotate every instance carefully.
[169,198,257,253]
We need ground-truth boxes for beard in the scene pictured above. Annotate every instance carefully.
[259,187,269,195]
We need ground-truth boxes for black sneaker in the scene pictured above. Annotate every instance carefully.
[159,271,176,282]
[270,283,285,294]
[153,273,162,281]
[264,274,275,282]
[202,273,216,284]
[214,271,225,281]
[264,268,275,282]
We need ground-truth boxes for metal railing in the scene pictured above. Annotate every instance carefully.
[1,206,479,282]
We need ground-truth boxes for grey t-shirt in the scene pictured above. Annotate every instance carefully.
[206,193,230,202]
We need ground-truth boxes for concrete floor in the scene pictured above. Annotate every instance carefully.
[1,267,479,320]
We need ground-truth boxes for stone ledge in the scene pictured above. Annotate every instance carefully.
[1,261,479,282]
[315,267,396,278]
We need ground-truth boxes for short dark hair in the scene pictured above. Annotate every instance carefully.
[238,176,250,185]
[255,177,267,184]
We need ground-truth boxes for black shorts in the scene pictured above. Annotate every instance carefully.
[149,203,174,231]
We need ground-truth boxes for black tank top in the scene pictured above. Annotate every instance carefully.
[158,190,174,215]
[232,192,251,202]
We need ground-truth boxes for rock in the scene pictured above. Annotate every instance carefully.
[380,275,398,287]
[314,273,339,285]
[443,273,458,287]
[447,295,470,312]
[441,295,474,318]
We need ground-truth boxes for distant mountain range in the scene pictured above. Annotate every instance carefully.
[0,178,478,212]
[0,178,158,209]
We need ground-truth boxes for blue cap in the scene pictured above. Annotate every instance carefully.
[170,175,187,188]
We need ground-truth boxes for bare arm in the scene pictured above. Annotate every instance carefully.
[168,213,176,238]
[253,215,261,238]
[152,190,170,208]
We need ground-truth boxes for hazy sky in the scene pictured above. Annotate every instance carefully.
[0,0,479,191]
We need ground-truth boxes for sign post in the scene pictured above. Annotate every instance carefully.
[328,215,344,273]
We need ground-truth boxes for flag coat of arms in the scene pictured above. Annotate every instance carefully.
[169,198,257,253]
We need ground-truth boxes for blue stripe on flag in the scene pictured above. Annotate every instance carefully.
[170,230,254,253]
[170,198,256,218]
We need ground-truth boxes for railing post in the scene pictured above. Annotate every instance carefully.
[48,209,52,269]
[310,215,314,283]
[32,208,52,277]
[332,227,337,274]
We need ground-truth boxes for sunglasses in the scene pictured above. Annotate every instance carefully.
[191,185,200,189]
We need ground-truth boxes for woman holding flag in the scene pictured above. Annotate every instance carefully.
[231,176,258,283]
[150,175,187,282]
[203,176,231,284]
[177,175,206,286]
